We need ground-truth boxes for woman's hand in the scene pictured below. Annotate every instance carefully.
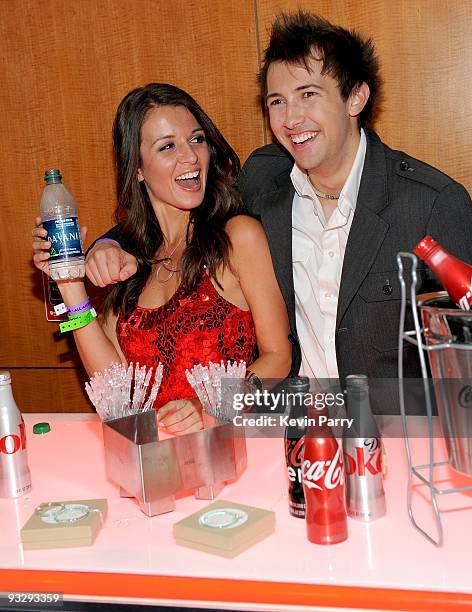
[32,217,52,275]
[32,216,87,277]
[157,398,203,435]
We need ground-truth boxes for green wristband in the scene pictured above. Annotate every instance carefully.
[59,308,97,333]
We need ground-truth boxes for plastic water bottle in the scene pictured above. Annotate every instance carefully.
[0,371,32,498]
[40,169,85,280]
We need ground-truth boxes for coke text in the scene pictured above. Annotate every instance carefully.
[0,422,27,455]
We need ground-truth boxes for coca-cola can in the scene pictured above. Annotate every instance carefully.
[0,371,32,498]
[302,406,348,545]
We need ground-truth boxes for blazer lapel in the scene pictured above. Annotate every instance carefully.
[259,173,296,327]
[336,130,390,327]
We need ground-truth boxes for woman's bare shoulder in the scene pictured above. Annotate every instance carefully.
[225,214,266,245]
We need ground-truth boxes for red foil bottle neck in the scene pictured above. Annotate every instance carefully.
[413,235,439,261]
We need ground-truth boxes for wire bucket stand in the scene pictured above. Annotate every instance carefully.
[397,252,472,546]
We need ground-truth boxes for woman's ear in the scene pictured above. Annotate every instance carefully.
[137,168,144,182]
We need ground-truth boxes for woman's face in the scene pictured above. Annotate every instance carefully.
[137,105,210,212]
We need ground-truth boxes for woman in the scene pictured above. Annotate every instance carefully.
[33,83,291,434]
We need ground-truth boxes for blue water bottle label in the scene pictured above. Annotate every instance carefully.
[43,217,83,261]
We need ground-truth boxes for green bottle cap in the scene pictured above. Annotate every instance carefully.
[33,422,51,434]
[44,169,62,183]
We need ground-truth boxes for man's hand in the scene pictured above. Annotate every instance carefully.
[157,398,203,435]
[85,241,138,287]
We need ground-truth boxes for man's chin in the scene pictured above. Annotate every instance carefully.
[279,143,320,171]
[292,154,322,174]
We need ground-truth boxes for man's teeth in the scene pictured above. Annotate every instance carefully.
[176,171,200,180]
[291,132,317,144]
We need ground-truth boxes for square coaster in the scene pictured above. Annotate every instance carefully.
[174,499,275,558]
[20,498,107,550]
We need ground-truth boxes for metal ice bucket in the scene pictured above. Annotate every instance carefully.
[421,295,472,477]
[102,410,247,515]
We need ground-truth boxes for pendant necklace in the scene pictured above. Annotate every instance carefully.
[155,232,185,284]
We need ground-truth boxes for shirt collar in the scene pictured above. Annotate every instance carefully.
[290,128,367,219]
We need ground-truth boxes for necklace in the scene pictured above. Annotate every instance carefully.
[155,233,185,284]
[307,175,341,200]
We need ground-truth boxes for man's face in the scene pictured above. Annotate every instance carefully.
[266,58,364,182]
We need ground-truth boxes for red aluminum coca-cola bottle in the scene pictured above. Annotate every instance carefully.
[302,404,347,545]
[413,236,472,310]
[284,376,310,518]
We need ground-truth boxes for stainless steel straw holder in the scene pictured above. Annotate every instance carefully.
[102,410,246,516]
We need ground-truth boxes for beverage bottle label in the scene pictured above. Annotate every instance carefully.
[343,438,382,476]
[43,217,83,261]
[302,445,345,491]
[285,436,305,517]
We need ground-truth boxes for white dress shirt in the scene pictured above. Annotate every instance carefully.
[291,129,367,379]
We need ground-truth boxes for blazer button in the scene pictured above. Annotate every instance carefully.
[382,284,393,295]
[399,160,409,171]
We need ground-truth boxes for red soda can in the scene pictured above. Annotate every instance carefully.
[302,405,347,544]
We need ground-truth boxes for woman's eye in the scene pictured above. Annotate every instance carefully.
[159,142,174,152]
[269,98,284,107]
[191,134,206,144]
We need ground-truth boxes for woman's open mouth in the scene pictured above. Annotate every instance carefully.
[175,170,202,191]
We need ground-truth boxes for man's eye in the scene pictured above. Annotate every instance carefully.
[303,91,317,98]
[159,142,174,152]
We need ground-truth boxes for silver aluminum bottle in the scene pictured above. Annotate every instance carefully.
[0,371,32,497]
[343,375,386,521]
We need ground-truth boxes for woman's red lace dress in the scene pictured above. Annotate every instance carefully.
[116,272,257,408]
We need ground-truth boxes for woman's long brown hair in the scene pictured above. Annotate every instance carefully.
[103,83,245,315]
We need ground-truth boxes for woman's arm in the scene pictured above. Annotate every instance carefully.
[226,215,292,380]
[58,280,127,375]
[32,219,126,376]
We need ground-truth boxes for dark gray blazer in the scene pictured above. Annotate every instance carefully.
[238,128,472,381]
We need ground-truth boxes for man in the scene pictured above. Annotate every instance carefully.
[87,11,472,384]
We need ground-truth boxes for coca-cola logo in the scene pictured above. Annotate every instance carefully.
[302,446,344,491]
[458,385,472,409]
[458,281,472,311]
[0,422,26,455]
[286,437,304,484]
[285,437,304,467]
